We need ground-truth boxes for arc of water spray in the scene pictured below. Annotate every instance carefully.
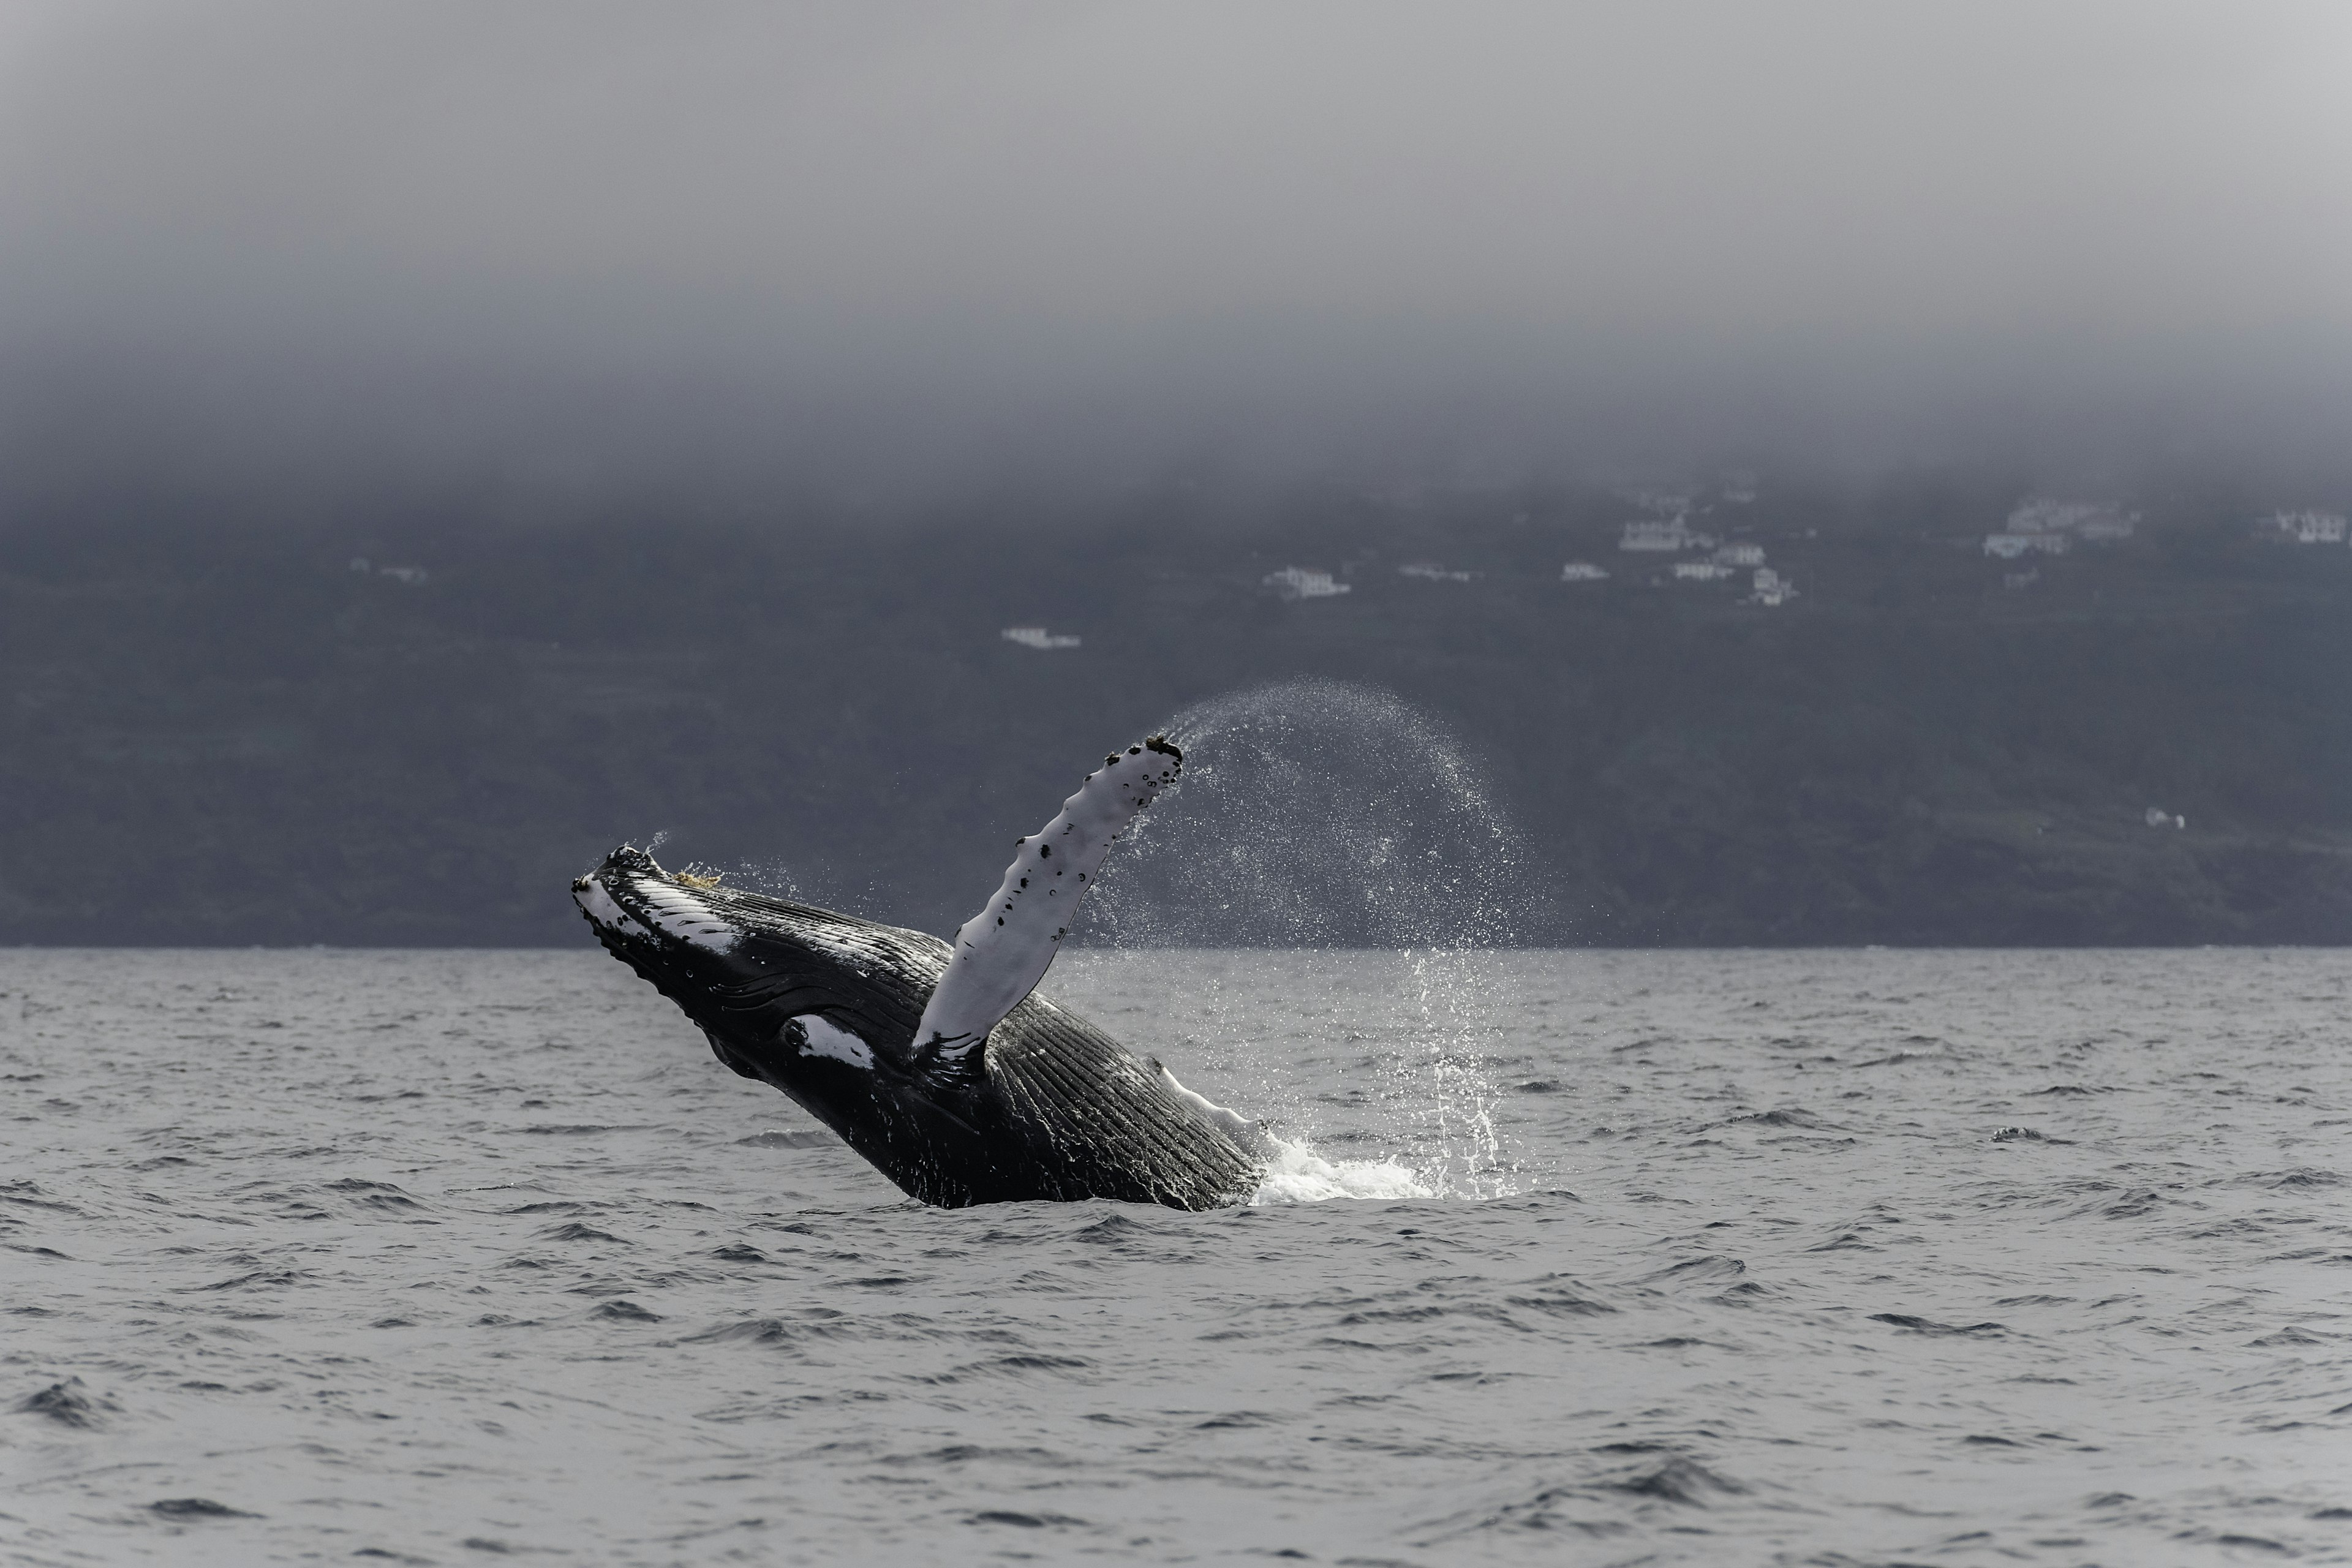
[1086,678,1532,1199]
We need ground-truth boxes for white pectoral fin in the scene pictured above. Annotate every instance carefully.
[912,736,1182,1065]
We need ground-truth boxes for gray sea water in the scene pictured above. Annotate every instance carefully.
[4,946,2350,1566]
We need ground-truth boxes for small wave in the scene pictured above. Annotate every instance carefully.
[329,1178,426,1210]
[1869,1312,2005,1336]
[1607,1453,1747,1505]
[151,1498,259,1519]
[1637,1255,1746,1289]
[710,1243,769,1263]
[19,1378,115,1428]
[736,1128,839,1148]
[970,1509,1087,1529]
[1720,1107,1840,1130]
[592,1298,662,1322]
[1072,1213,1152,1243]
[1250,1139,1431,1204]
[2248,1327,2329,1348]
[684,1316,850,1346]
[2097,1188,2168,1219]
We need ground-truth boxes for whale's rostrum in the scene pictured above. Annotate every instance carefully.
[571,736,1268,1208]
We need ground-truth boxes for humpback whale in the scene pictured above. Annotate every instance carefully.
[571,736,1272,1208]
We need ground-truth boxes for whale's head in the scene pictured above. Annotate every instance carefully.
[570,844,946,1089]
[571,845,745,967]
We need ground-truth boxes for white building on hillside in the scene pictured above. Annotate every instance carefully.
[1619,488,1695,517]
[1264,566,1351,600]
[1985,532,2071,559]
[1560,562,1609,582]
[2008,497,2138,543]
[2007,498,2098,535]
[1749,567,1797,606]
[1714,542,1765,567]
[1002,627,1081,650]
[1621,518,1713,552]
[1399,562,1475,581]
[1673,561,1736,581]
[2262,510,2348,544]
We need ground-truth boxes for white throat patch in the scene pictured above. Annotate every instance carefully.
[793,1014,875,1070]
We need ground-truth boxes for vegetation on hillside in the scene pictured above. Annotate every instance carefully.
[6,472,2350,945]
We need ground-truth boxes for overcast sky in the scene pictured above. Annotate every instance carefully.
[4,2,2348,511]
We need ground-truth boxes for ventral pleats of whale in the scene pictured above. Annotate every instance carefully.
[913,736,1180,1064]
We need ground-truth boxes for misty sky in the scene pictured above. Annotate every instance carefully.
[4,2,2349,507]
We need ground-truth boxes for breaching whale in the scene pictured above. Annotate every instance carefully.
[571,736,1272,1208]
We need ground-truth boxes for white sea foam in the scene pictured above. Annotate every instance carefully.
[1249,1138,1432,1204]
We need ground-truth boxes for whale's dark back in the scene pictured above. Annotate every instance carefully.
[581,871,1261,1209]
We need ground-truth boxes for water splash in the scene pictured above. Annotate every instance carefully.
[1251,1139,1431,1205]
[726,857,807,903]
[1082,679,1536,1200]
[1390,947,1513,1199]
[1093,678,1541,950]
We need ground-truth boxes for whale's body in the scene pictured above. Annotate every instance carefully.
[573,739,1269,1208]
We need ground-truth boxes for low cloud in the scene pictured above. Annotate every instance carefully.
[5,2,2348,511]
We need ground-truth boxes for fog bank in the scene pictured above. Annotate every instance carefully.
[5,2,2349,510]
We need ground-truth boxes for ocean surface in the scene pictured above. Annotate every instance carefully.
[4,946,2350,1566]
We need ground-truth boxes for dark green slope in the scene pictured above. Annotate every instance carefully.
[6,490,2350,945]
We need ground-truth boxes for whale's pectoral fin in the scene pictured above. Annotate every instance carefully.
[910,736,1182,1074]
